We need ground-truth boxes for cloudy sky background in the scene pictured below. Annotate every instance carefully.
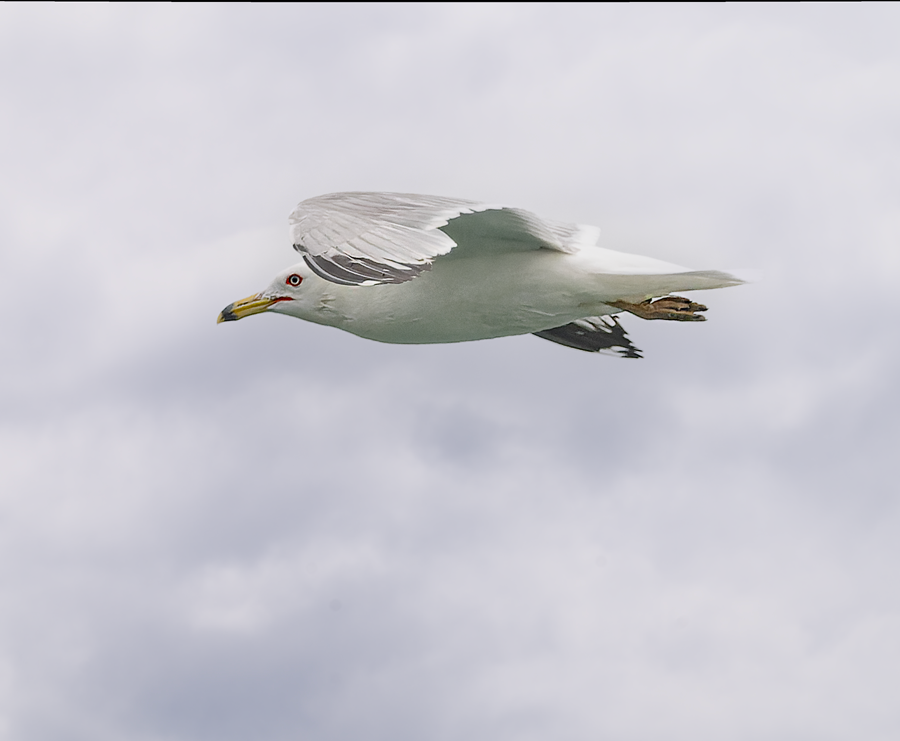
[2,5,899,740]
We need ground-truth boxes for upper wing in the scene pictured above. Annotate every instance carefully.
[289,192,597,286]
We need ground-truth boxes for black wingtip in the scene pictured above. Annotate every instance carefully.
[533,317,643,358]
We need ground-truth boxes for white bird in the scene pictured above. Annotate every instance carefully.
[218,192,746,358]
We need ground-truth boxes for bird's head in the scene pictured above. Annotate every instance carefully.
[217,262,320,324]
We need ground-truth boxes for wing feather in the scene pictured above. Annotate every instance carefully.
[289,192,594,286]
[533,316,642,358]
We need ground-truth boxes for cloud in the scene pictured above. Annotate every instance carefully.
[1,5,899,740]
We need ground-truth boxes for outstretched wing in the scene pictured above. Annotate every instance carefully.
[533,316,642,358]
[288,192,596,286]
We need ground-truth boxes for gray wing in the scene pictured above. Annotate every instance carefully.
[533,316,642,358]
[289,192,593,286]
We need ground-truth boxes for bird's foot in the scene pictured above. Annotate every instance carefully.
[609,295,707,322]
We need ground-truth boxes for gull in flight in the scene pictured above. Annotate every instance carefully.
[218,192,747,358]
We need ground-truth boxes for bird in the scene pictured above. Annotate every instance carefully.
[217,192,747,358]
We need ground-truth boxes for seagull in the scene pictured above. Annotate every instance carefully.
[218,192,746,358]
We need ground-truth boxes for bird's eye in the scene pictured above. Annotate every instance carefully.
[286,274,303,287]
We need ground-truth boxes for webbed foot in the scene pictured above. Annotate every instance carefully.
[609,295,708,322]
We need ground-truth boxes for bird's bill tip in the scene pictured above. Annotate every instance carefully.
[217,293,278,324]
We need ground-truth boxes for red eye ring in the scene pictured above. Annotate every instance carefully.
[286,274,302,287]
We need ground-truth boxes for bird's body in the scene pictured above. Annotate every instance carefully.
[277,248,733,345]
[219,192,746,357]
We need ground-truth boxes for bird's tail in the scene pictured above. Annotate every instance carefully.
[595,269,752,303]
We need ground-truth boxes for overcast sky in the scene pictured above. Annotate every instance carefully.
[2,5,899,740]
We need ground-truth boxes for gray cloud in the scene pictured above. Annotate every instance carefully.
[2,5,899,740]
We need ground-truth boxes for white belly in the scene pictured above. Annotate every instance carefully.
[325,251,619,344]
[282,249,739,345]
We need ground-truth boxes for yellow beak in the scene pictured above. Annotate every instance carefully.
[217,294,283,323]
